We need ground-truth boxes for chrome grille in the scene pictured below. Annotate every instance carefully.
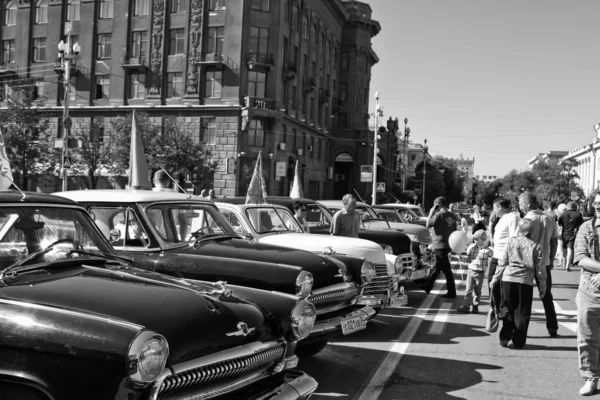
[397,253,416,272]
[362,263,391,295]
[308,286,358,305]
[157,344,285,399]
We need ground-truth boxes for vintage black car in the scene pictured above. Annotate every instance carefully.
[56,190,376,357]
[0,191,318,399]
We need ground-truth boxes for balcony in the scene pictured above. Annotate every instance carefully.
[246,51,274,72]
[242,95,278,121]
[121,56,148,72]
[283,60,297,81]
[196,52,227,70]
[319,88,330,104]
[245,96,276,110]
[303,77,316,93]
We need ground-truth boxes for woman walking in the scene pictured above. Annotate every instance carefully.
[472,205,486,233]
[491,218,547,349]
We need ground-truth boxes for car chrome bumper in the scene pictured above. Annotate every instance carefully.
[355,293,386,307]
[310,306,376,335]
[268,370,319,400]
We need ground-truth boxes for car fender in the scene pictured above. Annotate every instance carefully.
[0,371,55,400]
[324,254,365,284]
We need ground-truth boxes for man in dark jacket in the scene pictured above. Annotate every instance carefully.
[559,201,584,271]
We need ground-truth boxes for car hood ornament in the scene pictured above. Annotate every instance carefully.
[226,322,256,337]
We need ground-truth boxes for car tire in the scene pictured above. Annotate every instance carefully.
[0,382,49,400]
[295,340,329,358]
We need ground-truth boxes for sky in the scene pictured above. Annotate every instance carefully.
[365,0,600,177]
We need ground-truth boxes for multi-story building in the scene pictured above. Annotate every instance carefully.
[562,138,600,197]
[527,151,568,169]
[0,0,385,199]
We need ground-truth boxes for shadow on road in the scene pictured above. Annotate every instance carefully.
[380,354,502,400]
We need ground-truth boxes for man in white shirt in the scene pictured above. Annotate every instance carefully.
[489,197,520,312]
[519,191,559,337]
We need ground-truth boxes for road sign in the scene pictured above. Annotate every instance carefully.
[376,182,385,193]
[360,165,373,182]
[413,194,418,200]
[63,156,72,167]
[414,185,422,194]
[275,162,287,177]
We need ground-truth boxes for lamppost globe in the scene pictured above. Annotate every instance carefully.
[374,91,380,100]
[57,40,66,52]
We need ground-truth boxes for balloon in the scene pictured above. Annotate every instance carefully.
[449,231,469,254]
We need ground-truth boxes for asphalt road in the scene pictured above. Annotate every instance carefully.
[299,257,583,400]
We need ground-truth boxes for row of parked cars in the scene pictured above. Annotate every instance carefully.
[0,189,432,400]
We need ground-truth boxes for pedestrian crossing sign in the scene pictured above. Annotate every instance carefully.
[63,156,72,168]
[376,182,385,192]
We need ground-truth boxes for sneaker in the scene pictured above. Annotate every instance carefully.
[472,306,479,314]
[457,305,470,313]
[580,379,598,396]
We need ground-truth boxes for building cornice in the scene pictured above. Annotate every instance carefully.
[324,0,350,24]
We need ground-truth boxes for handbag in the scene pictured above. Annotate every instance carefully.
[486,308,499,333]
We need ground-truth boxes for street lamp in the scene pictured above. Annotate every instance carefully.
[57,30,81,191]
[592,123,600,192]
[402,118,410,191]
[422,138,428,208]
[372,91,383,205]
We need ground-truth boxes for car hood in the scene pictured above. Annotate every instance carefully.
[362,221,431,244]
[258,233,386,264]
[179,238,346,288]
[0,265,276,364]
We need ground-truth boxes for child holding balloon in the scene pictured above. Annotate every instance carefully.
[457,229,493,314]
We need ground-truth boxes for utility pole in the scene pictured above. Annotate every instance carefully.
[372,91,383,206]
[422,139,428,208]
[402,118,410,191]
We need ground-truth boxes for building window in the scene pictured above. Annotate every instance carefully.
[340,83,348,101]
[248,120,264,147]
[97,34,111,59]
[166,72,183,97]
[35,0,48,23]
[131,31,147,58]
[249,26,269,55]
[95,76,110,99]
[282,124,287,144]
[2,40,15,64]
[129,73,145,99]
[169,29,185,55]
[134,0,149,16]
[251,0,269,12]
[292,128,297,150]
[338,113,347,129]
[247,71,266,98]
[33,38,46,62]
[309,98,314,122]
[309,136,314,158]
[302,16,308,40]
[284,0,289,22]
[67,0,80,21]
[170,0,180,13]
[310,25,316,52]
[200,118,216,145]
[291,84,297,109]
[34,80,45,98]
[204,69,222,98]
[317,139,321,160]
[209,0,226,10]
[99,0,113,18]
[207,27,224,54]
[341,52,349,71]
[4,1,16,26]
[291,5,298,32]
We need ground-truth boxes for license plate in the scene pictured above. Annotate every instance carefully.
[411,268,429,281]
[389,294,408,308]
[341,316,367,335]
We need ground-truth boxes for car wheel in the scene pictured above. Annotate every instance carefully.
[0,382,49,400]
[295,340,329,358]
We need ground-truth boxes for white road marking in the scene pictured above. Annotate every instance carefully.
[427,301,452,335]
[356,281,444,400]
[312,393,348,397]
[533,301,578,333]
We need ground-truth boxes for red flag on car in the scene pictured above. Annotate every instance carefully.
[289,160,304,199]
[128,111,151,190]
[245,152,268,204]
[0,128,14,190]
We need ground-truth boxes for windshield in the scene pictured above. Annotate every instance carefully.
[245,207,304,234]
[410,207,426,217]
[0,206,114,270]
[145,203,237,244]
[305,203,332,227]
[399,207,421,220]
[377,210,403,223]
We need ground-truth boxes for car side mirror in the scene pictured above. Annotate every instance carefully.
[109,229,121,242]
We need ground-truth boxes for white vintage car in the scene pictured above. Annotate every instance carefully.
[216,201,409,309]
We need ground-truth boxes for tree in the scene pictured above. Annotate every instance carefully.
[474,179,504,207]
[414,160,445,210]
[109,113,217,188]
[0,87,54,190]
[69,121,120,189]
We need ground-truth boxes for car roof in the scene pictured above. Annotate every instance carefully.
[218,196,319,206]
[0,190,79,206]
[54,189,214,204]
[318,200,371,208]
[215,201,291,212]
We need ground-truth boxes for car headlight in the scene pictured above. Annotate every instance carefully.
[394,256,406,274]
[361,260,375,284]
[383,245,394,254]
[295,271,314,298]
[127,330,169,385]
[291,300,317,340]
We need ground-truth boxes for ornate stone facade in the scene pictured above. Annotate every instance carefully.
[149,0,165,95]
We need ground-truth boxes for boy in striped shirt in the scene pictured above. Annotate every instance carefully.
[457,229,493,314]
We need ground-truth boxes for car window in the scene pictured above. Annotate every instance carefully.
[221,210,245,235]
[89,207,149,249]
[245,207,300,233]
[305,204,331,227]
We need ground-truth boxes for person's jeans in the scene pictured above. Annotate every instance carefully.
[488,257,502,312]
[463,269,485,307]
[499,281,534,348]
[577,274,600,379]
[424,248,455,295]
[535,265,558,333]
